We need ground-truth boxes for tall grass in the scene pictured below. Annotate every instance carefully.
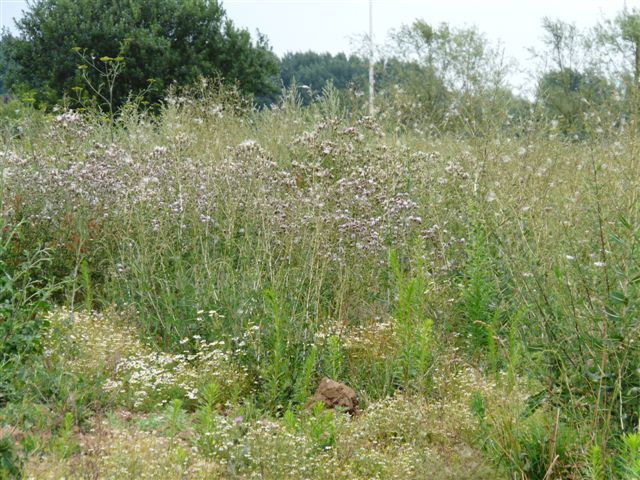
[3,83,640,476]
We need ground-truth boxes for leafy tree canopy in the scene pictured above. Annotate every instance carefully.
[1,0,279,108]
[388,20,507,94]
[597,8,640,87]
[280,51,368,96]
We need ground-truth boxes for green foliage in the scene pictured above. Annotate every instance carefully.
[259,290,295,410]
[323,335,345,381]
[505,308,526,390]
[375,57,450,128]
[0,222,54,405]
[279,51,368,105]
[529,210,640,439]
[50,412,78,459]
[79,259,93,313]
[293,345,318,406]
[598,8,640,87]
[617,433,640,479]
[381,20,517,135]
[200,382,222,411]
[72,48,128,121]
[588,445,606,480]
[459,221,498,354]
[389,20,506,94]
[475,399,580,479]
[165,399,188,439]
[388,249,433,390]
[537,68,615,137]
[0,434,21,479]
[305,403,337,450]
[283,403,339,451]
[532,18,616,137]
[1,0,279,108]
[586,433,640,478]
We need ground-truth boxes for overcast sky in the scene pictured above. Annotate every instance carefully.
[1,0,638,93]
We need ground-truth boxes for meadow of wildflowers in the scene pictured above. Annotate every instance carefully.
[1,83,640,478]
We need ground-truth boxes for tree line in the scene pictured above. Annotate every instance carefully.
[1,0,640,136]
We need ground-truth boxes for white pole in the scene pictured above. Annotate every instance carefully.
[368,0,375,116]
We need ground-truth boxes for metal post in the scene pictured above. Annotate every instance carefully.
[368,0,375,116]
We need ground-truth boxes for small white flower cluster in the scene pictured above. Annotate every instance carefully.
[104,336,249,410]
[54,110,82,127]
[43,308,249,411]
[342,319,398,360]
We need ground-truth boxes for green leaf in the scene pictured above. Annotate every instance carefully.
[619,214,632,230]
[609,290,628,306]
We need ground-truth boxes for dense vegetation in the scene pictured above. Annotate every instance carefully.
[3,2,640,479]
[0,0,279,108]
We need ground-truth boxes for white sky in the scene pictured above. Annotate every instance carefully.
[1,0,638,93]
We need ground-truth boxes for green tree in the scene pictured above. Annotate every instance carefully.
[596,8,640,127]
[598,8,640,88]
[537,18,584,74]
[388,20,507,95]
[534,18,615,136]
[374,57,451,129]
[279,51,368,104]
[382,20,512,134]
[0,0,279,108]
[536,68,613,135]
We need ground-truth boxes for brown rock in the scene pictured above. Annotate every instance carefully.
[307,378,358,415]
